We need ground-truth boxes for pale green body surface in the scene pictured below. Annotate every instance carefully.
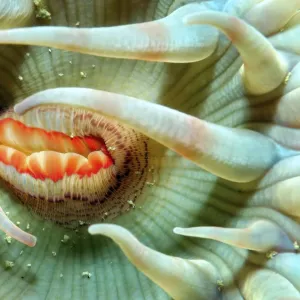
[0,0,300,299]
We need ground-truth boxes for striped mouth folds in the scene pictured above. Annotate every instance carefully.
[0,118,114,181]
[0,105,149,226]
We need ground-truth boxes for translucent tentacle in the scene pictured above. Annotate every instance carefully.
[183,11,288,95]
[14,88,283,183]
[89,224,221,300]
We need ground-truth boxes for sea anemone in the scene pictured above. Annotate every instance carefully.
[0,0,299,299]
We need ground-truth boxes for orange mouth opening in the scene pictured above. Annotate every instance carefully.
[0,118,113,182]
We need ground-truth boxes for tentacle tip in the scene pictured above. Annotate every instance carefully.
[88,224,101,235]
[14,103,25,115]
[182,14,198,25]
[28,235,37,247]
[173,227,184,235]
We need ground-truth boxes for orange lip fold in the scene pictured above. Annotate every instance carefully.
[0,118,113,182]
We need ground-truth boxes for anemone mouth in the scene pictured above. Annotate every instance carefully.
[0,105,150,226]
[0,117,114,181]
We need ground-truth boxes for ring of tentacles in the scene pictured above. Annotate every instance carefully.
[0,0,300,299]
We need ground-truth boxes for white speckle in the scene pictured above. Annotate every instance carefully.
[5,211,9,215]
[69,60,72,64]
[92,64,96,68]
[5,261,14,269]
[5,235,12,244]
[58,73,64,77]
[79,220,85,226]
[26,223,30,230]
[80,71,87,78]
[75,21,80,26]
[294,241,299,250]
[108,146,116,151]
[61,235,70,243]
[127,200,135,208]
[217,279,224,291]
[16,221,21,225]
[20,250,24,256]
[48,48,52,53]
[146,181,155,186]
[266,251,278,259]
[82,271,92,278]
[52,251,57,257]
[27,264,32,268]
[18,75,23,81]
[60,273,64,278]
[284,72,292,84]
[26,53,30,57]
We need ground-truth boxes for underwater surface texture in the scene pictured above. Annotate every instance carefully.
[0,0,300,299]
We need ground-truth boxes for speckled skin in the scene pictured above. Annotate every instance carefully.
[0,0,300,299]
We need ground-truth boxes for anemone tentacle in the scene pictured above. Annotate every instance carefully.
[14,87,290,183]
[0,207,36,247]
[183,11,289,95]
[0,0,300,299]
[0,3,219,63]
[89,224,221,300]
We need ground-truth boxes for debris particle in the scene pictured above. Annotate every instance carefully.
[135,171,141,175]
[26,223,30,230]
[80,71,87,78]
[82,271,92,278]
[146,181,155,186]
[92,64,96,68]
[75,22,80,27]
[48,48,52,53]
[33,0,51,20]
[18,75,23,81]
[26,53,30,57]
[79,220,85,226]
[27,264,32,268]
[20,250,24,256]
[5,211,9,215]
[58,73,64,77]
[217,279,224,291]
[69,60,72,64]
[4,235,12,244]
[284,72,292,84]
[61,235,70,243]
[5,261,14,269]
[104,212,108,216]
[266,251,278,259]
[60,273,64,278]
[294,241,299,250]
[52,251,57,257]
[127,200,135,208]
[148,167,154,173]
[108,146,116,151]
[16,221,21,225]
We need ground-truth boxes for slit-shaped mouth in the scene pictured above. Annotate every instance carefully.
[0,106,150,225]
[0,118,114,182]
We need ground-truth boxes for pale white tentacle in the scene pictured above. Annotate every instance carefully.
[14,88,286,183]
[174,220,294,253]
[0,207,36,247]
[245,0,300,35]
[89,224,221,300]
[0,3,218,63]
[183,11,288,95]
